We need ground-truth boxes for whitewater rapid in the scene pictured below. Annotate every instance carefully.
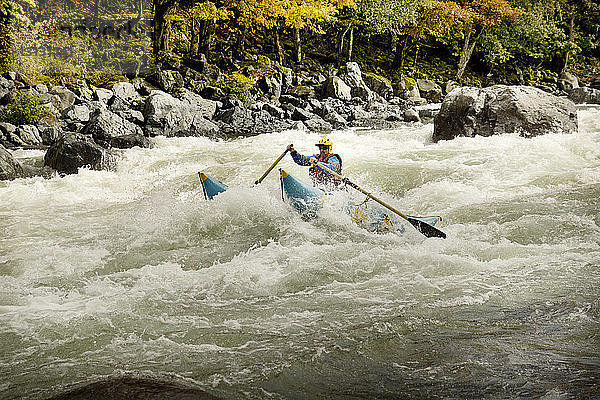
[1,107,599,399]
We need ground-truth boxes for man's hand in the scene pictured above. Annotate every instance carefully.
[308,156,317,164]
[286,144,295,152]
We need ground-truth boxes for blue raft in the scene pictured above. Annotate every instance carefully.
[198,170,441,234]
[279,168,441,234]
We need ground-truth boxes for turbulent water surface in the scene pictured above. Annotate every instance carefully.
[1,107,599,399]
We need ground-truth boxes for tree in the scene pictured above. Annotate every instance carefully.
[0,0,36,71]
[153,0,178,56]
[455,0,523,80]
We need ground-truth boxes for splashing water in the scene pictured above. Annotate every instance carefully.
[1,107,599,399]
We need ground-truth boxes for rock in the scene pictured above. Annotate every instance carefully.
[288,85,316,99]
[417,79,443,102]
[44,133,106,175]
[112,82,139,103]
[39,125,63,145]
[304,117,332,132]
[0,144,24,180]
[117,109,145,125]
[568,87,600,104]
[363,72,393,100]
[414,103,441,119]
[188,116,219,137]
[444,80,460,95]
[35,83,48,94]
[143,90,194,137]
[82,109,144,148]
[94,88,113,103]
[257,74,282,99]
[322,76,352,101]
[279,94,307,109]
[108,134,151,149]
[62,104,91,123]
[262,103,286,119]
[131,78,156,96]
[291,107,314,121]
[433,85,578,142]
[403,108,421,122]
[179,89,218,120]
[0,122,16,137]
[217,107,283,137]
[559,72,579,91]
[49,86,76,110]
[155,70,184,92]
[14,125,43,146]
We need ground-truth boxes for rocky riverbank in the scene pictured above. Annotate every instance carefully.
[1,58,600,181]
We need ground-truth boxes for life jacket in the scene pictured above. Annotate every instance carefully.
[309,153,343,186]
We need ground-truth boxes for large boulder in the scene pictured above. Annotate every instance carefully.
[82,109,146,148]
[433,85,578,142]
[143,90,194,137]
[44,133,106,175]
[13,125,43,146]
[322,76,351,101]
[0,144,24,180]
[49,86,76,110]
[568,87,600,104]
[363,72,393,100]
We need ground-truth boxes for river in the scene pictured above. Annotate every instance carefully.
[1,107,599,399]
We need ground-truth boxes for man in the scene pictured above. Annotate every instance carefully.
[287,138,342,188]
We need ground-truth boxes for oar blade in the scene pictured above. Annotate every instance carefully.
[408,217,447,239]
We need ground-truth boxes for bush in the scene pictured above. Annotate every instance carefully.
[86,68,127,89]
[6,91,50,125]
[215,71,255,100]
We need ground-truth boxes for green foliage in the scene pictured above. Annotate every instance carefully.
[86,68,127,88]
[6,90,50,125]
[215,71,255,100]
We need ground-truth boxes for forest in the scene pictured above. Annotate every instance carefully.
[0,0,599,94]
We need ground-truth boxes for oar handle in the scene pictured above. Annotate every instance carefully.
[255,147,290,185]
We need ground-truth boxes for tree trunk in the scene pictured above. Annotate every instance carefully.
[456,27,479,81]
[198,19,215,57]
[346,26,353,62]
[273,25,284,65]
[293,27,302,65]
[234,25,247,59]
[392,34,409,69]
[152,0,177,56]
[562,12,575,73]
[337,25,350,65]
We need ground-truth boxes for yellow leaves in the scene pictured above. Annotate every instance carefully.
[190,2,230,21]
[464,0,524,27]
[224,0,352,31]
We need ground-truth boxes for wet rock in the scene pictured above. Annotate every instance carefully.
[0,144,24,180]
[568,87,600,104]
[45,376,222,400]
[44,133,106,175]
[433,85,578,142]
[403,108,421,122]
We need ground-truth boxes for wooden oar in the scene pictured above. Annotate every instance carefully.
[255,147,290,185]
[314,161,447,239]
